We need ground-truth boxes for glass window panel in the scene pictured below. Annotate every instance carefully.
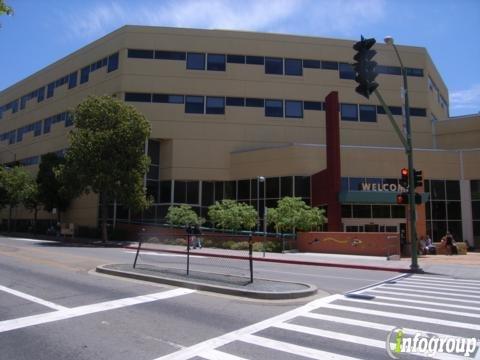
[341,103,358,121]
[148,140,160,164]
[246,56,264,65]
[266,177,279,198]
[155,51,186,60]
[432,201,446,220]
[128,49,154,59]
[285,100,303,118]
[47,83,55,98]
[285,58,302,76]
[68,72,77,89]
[186,52,205,70]
[447,221,462,240]
[431,221,447,243]
[107,53,119,72]
[445,180,460,200]
[125,93,151,102]
[471,201,480,220]
[359,105,377,122]
[238,180,250,200]
[391,205,406,218]
[341,177,349,192]
[245,98,264,107]
[471,180,480,200]
[303,59,321,68]
[281,176,293,197]
[321,61,339,70]
[376,65,401,75]
[202,181,214,206]
[147,180,159,203]
[226,97,245,106]
[206,97,225,114]
[339,63,355,79]
[207,54,226,71]
[226,54,245,64]
[265,57,283,75]
[224,181,236,200]
[352,205,371,218]
[447,201,461,220]
[251,178,258,199]
[185,96,204,114]
[372,205,391,218]
[215,181,224,201]
[406,68,424,77]
[265,100,283,117]
[430,180,446,200]
[410,107,427,117]
[341,205,352,218]
[173,181,187,203]
[294,176,310,198]
[147,165,158,180]
[304,101,323,111]
[186,181,199,204]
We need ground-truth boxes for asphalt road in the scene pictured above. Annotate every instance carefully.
[1,235,478,360]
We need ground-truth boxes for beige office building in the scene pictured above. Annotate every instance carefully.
[0,26,479,247]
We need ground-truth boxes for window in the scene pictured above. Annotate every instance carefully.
[285,100,303,118]
[281,176,293,197]
[372,205,390,218]
[238,180,250,200]
[202,181,214,206]
[265,57,283,75]
[265,100,283,117]
[47,83,55,98]
[409,107,427,117]
[107,52,119,72]
[321,61,339,70]
[304,101,322,111]
[37,87,45,102]
[124,92,151,102]
[128,49,154,59]
[359,105,377,122]
[226,97,245,106]
[174,181,186,203]
[266,177,279,198]
[341,103,358,121]
[245,98,264,107]
[406,68,423,77]
[294,176,310,197]
[285,59,302,76]
[206,97,225,114]
[155,50,186,60]
[303,59,321,69]
[207,54,226,71]
[186,52,205,70]
[185,96,204,113]
[376,65,401,75]
[246,56,264,65]
[152,94,184,103]
[227,54,245,64]
[352,205,372,218]
[377,105,402,116]
[339,63,355,79]
[80,66,90,84]
[186,181,199,204]
[68,72,77,89]
[159,181,172,203]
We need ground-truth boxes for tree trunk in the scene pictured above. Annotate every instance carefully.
[101,194,108,243]
[33,207,38,236]
[8,204,12,232]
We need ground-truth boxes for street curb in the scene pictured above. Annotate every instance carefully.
[124,245,410,273]
[96,264,318,300]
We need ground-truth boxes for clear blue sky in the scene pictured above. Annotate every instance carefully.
[1,0,479,116]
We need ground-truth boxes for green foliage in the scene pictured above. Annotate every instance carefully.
[208,200,257,231]
[0,166,34,208]
[0,0,13,16]
[37,152,72,217]
[60,95,151,241]
[267,196,327,233]
[165,205,202,227]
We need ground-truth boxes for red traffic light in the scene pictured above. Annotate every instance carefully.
[400,168,409,188]
[396,192,408,204]
[401,168,408,177]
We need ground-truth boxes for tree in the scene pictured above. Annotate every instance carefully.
[165,205,202,227]
[60,95,151,242]
[208,200,257,231]
[23,180,41,234]
[0,0,13,26]
[267,197,327,234]
[0,166,34,232]
[37,152,72,223]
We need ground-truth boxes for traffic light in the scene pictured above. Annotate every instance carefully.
[414,169,423,188]
[400,168,409,188]
[396,192,422,205]
[352,36,378,99]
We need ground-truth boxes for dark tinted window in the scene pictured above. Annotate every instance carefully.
[246,56,264,65]
[125,92,151,102]
[155,50,186,60]
[174,181,186,203]
[281,176,293,197]
[207,54,226,71]
[186,52,205,70]
[185,96,204,113]
[152,94,184,103]
[406,68,423,77]
[159,181,172,203]
[376,65,401,75]
[47,83,55,98]
[431,180,446,200]
[186,181,199,204]
[202,181,214,206]
[128,49,154,59]
[227,54,246,64]
[339,62,355,79]
[226,97,245,106]
[294,176,310,197]
[285,100,303,118]
[107,52,119,72]
[321,61,339,70]
[80,66,90,84]
[37,87,45,102]
[238,180,250,199]
[353,205,372,218]
[68,72,77,89]
[265,100,283,117]
[246,98,264,107]
[265,57,283,75]
[303,59,321,69]
[341,103,358,121]
[409,107,427,117]
[377,106,403,116]
[446,181,460,200]
[224,181,236,199]
[266,177,279,198]
[359,105,377,122]
[304,101,322,111]
[206,97,225,114]
[285,59,302,76]
[372,205,390,218]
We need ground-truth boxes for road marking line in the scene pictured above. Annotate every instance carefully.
[124,251,206,259]
[240,334,362,360]
[0,288,195,333]
[0,237,55,243]
[0,284,67,311]
[367,289,480,304]
[402,279,480,290]
[385,282,480,294]
[341,297,480,319]
[153,294,343,360]
[322,303,480,330]
[410,275,480,284]
[370,295,480,311]
[273,323,461,360]
[374,285,480,299]
[200,349,247,360]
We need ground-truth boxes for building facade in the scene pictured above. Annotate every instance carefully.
[0,26,479,247]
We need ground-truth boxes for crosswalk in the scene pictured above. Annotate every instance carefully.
[158,274,480,360]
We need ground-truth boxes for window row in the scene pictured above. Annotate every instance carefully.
[340,103,427,122]
[127,48,423,79]
[2,149,65,168]
[341,204,406,219]
[0,52,119,120]
[0,111,72,145]
[427,76,449,116]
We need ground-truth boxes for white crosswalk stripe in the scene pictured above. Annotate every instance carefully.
[156,274,480,360]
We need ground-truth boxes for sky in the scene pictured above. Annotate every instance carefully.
[1,0,479,117]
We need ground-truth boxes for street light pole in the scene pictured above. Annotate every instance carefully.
[384,36,421,272]
[256,176,265,232]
